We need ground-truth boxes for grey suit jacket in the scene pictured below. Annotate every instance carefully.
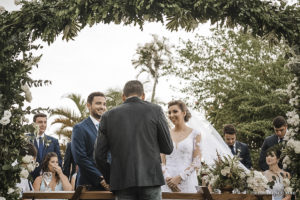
[94,97,173,191]
[259,134,280,171]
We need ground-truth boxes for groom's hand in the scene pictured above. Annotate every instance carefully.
[100,176,110,191]
[166,176,181,192]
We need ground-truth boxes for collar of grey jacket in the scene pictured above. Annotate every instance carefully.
[124,96,142,103]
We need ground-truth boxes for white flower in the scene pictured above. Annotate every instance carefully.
[247,170,269,193]
[287,139,295,148]
[7,188,14,194]
[20,168,29,179]
[0,117,10,125]
[0,6,5,14]
[22,155,34,164]
[286,110,300,126]
[289,96,299,106]
[0,197,6,200]
[26,163,35,172]
[283,156,291,165]
[283,164,287,169]
[21,84,32,102]
[240,172,246,179]
[221,166,231,176]
[283,178,290,186]
[11,159,18,167]
[284,187,293,194]
[3,110,12,118]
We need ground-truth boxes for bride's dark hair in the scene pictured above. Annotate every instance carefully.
[168,100,192,122]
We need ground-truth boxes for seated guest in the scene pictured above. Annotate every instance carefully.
[30,113,62,181]
[16,143,37,195]
[223,124,252,169]
[263,146,291,200]
[33,152,72,196]
[259,116,287,171]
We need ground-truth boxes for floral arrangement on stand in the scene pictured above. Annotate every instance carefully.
[202,154,248,193]
[201,154,269,194]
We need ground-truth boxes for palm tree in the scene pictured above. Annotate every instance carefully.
[105,88,123,110]
[50,93,88,141]
[132,34,174,102]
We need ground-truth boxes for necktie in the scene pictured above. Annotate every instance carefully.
[230,146,235,155]
[38,137,44,161]
[279,138,283,143]
[95,123,99,131]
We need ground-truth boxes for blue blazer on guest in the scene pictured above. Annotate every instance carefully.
[235,141,252,169]
[31,134,62,180]
[71,117,104,190]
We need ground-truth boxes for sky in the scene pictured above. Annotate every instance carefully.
[1,0,212,141]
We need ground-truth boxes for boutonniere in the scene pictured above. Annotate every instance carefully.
[43,138,52,147]
[236,148,241,156]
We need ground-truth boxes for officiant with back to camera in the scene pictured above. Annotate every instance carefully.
[94,80,173,200]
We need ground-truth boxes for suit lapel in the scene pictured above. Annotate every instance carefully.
[86,117,97,136]
[42,135,49,158]
[235,142,241,155]
[34,139,38,149]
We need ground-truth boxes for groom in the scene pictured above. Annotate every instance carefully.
[71,92,108,190]
[94,80,173,200]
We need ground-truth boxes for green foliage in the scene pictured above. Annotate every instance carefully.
[50,93,88,141]
[175,28,293,169]
[1,0,300,198]
[105,88,123,110]
[132,34,173,102]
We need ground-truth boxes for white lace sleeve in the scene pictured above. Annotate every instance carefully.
[179,132,202,180]
[161,154,171,178]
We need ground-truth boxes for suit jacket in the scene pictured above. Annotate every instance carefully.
[63,142,76,180]
[94,97,173,191]
[31,134,62,180]
[71,117,104,190]
[259,134,281,171]
[235,141,252,169]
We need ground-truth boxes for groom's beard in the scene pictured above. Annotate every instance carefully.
[91,111,102,120]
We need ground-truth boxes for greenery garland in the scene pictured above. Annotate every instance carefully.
[0,0,299,199]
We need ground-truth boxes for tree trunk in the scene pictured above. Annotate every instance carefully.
[151,68,159,103]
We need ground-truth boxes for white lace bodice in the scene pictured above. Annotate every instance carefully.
[162,129,201,193]
[269,176,285,200]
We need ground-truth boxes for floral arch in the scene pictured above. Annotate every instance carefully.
[0,0,299,199]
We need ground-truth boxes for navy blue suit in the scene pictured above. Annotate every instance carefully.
[235,141,252,169]
[31,134,62,180]
[63,142,76,181]
[71,117,104,190]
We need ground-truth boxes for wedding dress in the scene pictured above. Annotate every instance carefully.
[268,176,285,200]
[162,129,201,193]
[162,110,248,193]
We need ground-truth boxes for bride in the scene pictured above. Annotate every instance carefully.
[161,100,234,193]
[161,100,201,192]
